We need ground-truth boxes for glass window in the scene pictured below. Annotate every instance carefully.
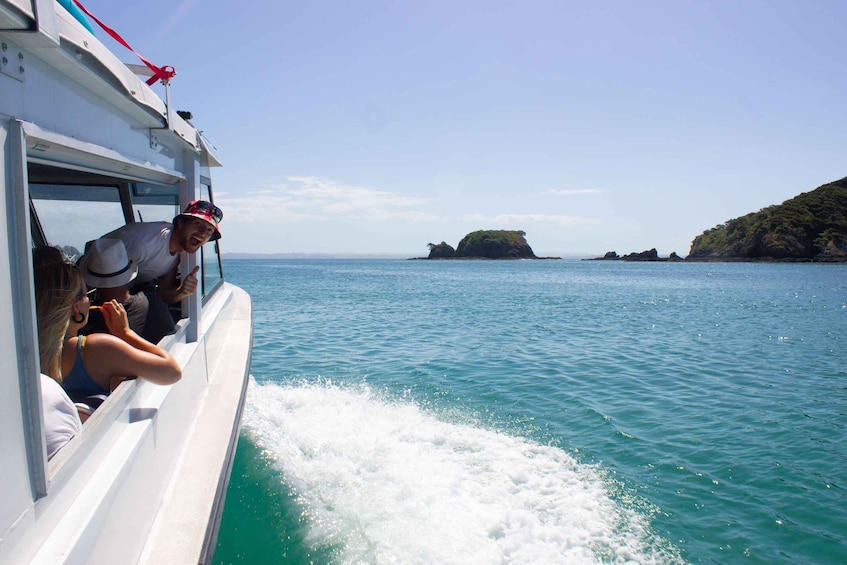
[200,182,224,299]
[201,241,223,296]
[29,185,123,260]
[131,183,179,223]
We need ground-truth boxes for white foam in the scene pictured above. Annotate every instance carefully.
[244,379,684,564]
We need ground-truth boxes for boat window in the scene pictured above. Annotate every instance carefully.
[14,127,204,495]
[200,182,224,300]
[131,183,179,223]
[201,241,223,298]
[29,184,124,261]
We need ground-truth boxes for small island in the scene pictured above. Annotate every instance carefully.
[585,249,683,262]
[415,230,560,260]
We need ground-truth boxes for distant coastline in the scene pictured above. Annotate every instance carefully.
[223,252,414,260]
[222,252,845,263]
[223,252,593,260]
[224,177,847,264]
[409,256,562,260]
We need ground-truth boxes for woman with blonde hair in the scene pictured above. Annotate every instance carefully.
[32,256,83,457]
[64,289,181,403]
[34,251,181,412]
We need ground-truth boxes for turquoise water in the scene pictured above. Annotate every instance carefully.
[214,260,846,564]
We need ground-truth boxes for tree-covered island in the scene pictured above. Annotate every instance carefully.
[687,178,847,262]
[417,230,559,260]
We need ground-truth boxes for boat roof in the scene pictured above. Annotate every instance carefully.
[0,0,218,161]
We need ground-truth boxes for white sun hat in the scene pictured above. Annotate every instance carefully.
[78,238,139,289]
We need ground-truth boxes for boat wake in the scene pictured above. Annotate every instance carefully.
[243,378,684,564]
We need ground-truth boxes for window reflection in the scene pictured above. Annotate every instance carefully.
[132,183,179,223]
[200,183,224,299]
[202,241,223,295]
[29,185,123,259]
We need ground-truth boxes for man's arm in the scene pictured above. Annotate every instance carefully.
[157,265,200,304]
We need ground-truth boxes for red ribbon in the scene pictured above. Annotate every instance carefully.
[71,0,176,86]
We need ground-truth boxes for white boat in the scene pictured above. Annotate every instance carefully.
[0,1,252,563]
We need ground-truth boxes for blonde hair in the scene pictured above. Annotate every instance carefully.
[33,259,83,383]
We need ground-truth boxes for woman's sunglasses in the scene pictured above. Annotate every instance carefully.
[78,287,96,300]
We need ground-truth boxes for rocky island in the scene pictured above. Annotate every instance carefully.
[586,249,683,262]
[417,230,559,260]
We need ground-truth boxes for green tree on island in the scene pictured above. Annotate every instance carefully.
[688,179,847,261]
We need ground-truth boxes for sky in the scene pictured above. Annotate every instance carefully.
[83,0,847,257]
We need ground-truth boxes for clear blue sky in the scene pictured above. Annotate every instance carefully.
[86,0,847,257]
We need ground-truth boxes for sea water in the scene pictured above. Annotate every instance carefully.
[213,260,846,565]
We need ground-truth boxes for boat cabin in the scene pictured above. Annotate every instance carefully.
[0,1,251,563]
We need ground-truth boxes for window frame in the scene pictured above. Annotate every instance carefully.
[12,119,191,494]
[199,178,224,302]
[10,120,48,496]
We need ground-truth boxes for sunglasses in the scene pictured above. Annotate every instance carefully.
[78,287,96,300]
[187,200,223,224]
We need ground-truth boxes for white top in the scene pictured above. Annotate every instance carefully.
[103,222,179,285]
[41,374,82,459]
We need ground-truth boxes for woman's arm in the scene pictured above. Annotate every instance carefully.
[86,300,182,386]
[85,333,181,386]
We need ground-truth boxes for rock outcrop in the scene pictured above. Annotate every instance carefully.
[585,249,682,262]
[455,230,537,259]
[426,241,456,258]
[420,230,558,259]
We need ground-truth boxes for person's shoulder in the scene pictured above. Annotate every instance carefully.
[40,373,82,457]
[135,221,172,233]
[40,372,61,394]
[128,291,149,307]
[40,373,73,407]
[106,221,172,237]
[83,332,127,350]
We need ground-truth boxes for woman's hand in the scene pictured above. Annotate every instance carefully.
[101,300,131,339]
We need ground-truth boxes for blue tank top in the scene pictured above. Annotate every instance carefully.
[62,336,108,397]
